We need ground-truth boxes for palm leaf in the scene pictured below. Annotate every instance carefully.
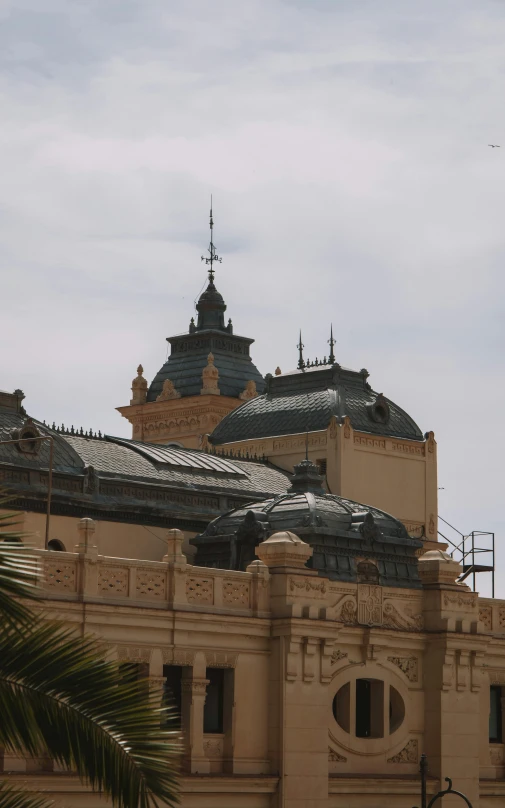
[0,492,41,626]
[0,617,181,808]
[0,781,53,808]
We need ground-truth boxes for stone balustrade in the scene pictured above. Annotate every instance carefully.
[38,534,269,616]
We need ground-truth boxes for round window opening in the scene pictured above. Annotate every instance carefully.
[333,679,405,739]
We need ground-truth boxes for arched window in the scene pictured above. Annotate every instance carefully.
[48,539,66,552]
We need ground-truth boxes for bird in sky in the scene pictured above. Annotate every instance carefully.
[488,144,500,148]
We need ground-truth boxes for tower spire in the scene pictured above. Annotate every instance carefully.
[201,195,222,283]
[297,330,305,370]
[328,324,336,364]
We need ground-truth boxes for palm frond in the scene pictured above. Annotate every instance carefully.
[0,618,181,808]
[0,492,41,626]
[0,781,53,808]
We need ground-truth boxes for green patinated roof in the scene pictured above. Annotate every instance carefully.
[210,363,424,444]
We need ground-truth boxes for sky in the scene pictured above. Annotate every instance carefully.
[1,0,505,594]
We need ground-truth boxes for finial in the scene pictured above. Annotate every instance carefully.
[297,330,305,370]
[328,324,336,364]
[201,195,222,283]
[137,364,143,376]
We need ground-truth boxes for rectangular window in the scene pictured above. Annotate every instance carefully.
[490,685,502,743]
[204,668,224,734]
[356,678,384,739]
[163,665,182,728]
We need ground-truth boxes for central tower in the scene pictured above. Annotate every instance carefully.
[117,203,265,448]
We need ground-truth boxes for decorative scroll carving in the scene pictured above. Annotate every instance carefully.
[336,597,358,625]
[186,576,214,604]
[136,569,166,599]
[223,579,250,607]
[387,739,418,764]
[205,652,238,668]
[387,656,419,682]
[117,645,152,663]
[331,649,348,665]
[479,606,492,630]
[289,577,327,598]
[99,567,128,595]
[328,746,347,762]
[443,592,477,609]
[358,584,383,626]
[45,562,77,592]
[383,601,423,631]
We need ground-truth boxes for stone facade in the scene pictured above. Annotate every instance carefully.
[3,524,505,808]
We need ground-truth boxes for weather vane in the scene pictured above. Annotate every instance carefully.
[201,195,222,283]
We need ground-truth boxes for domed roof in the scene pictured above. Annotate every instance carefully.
[210,363,423,443]
[191,459,423,588]
[147,276,265,401]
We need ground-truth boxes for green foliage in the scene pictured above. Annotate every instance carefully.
[0,501,181,807]
[0,781,53,808]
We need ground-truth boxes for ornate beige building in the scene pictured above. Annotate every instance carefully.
[1,218,502,808]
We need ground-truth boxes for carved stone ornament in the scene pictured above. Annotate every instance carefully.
[289,576,327,598]
[328,746,347,763]
[11,418,41,456]
[383,601,424,631]
[490,747,504,765]
[387,655,419,682]
[130,365,148,405]
[83,464,98,495]
[116,645,152,663]
[387,739,418,764]
[162,648,196,666]
[156,378,181,401]
[205,652,238,668]
[201,353,220,395]
[480,606,492,630]
[331,649,348,665]
[336,597,358,625]
[358,584,383,626]
[429,513,436,535]
[443,592,477,610]
[239,380,258,401]
[343,415,351,439]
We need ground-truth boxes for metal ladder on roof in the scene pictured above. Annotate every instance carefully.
[438,515,495,597]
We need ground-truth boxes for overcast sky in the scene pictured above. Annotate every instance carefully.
[2,0,504,593]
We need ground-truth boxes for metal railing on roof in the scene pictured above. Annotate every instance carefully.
[438,515,495,597]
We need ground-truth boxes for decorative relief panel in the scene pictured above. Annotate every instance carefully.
[273,435,326,451]
[117,645,152,663]
[205,652,238,668]
[391,442,424,456]
[99,567,128,596]
[387,739,418,763]
[480,606,492,630]
[186,576,214,604]
[289,576,327,598]
[136,569,167,599]
[335,596,358,625]
[357,584,382,625]
[387,655,419,682]
[498,607,505,629]
[443,592,477,609]
[223,579,250,607]
[383,600,424,631]
[162,648,195,667]
[354,436,386,449]
[45,562,77,592]
[331,649,348,665]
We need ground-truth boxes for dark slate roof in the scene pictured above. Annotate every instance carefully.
[210,363,423,443]
[0,407,290,501]
[147,277,265,401]
[191,459,423,588]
